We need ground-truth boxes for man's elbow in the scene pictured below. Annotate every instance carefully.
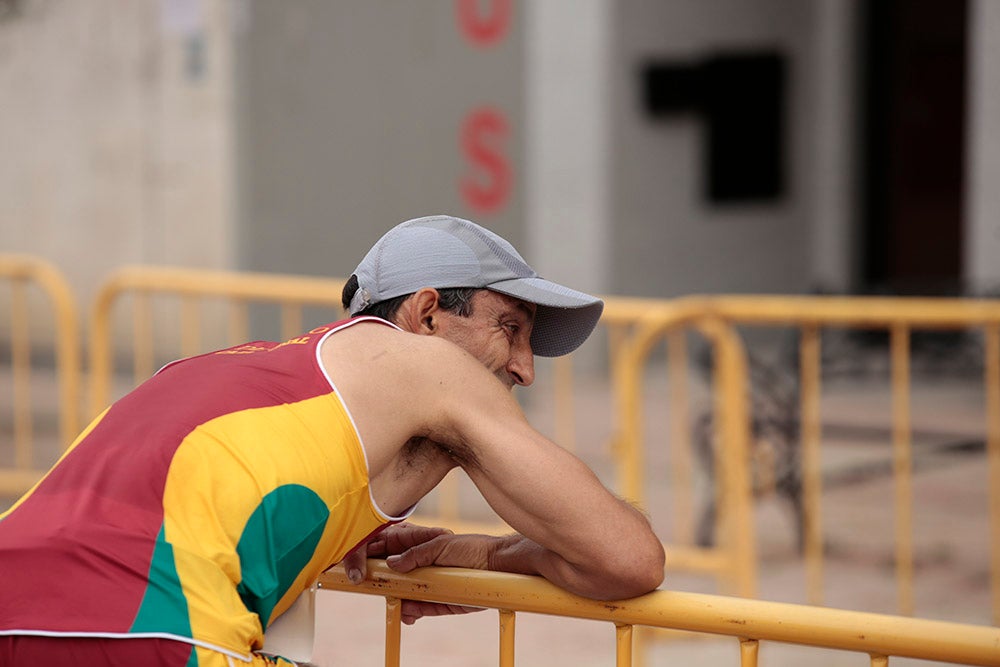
[626,540,666,597]
[595,540,666,600]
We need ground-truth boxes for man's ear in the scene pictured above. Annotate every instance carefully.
[402,288,442,335]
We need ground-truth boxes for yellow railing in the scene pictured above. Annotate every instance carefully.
[612,301,758,599]
[0,254,80,496]
[317,561,1000,667]
[610,295,1000,622]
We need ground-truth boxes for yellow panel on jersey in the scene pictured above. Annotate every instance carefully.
[161,393,390,653]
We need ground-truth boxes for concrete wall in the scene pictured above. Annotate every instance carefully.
[234,0,525,283]
[0,0,235,315]
[3,0,999,320]
[609,0,821,298]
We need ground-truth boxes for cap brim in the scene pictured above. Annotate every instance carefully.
[487,277,604,357]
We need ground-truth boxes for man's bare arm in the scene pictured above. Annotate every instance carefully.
[329,326,664,601]
[413,339,665,600]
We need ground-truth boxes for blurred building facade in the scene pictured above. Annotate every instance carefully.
[1,0,999,311]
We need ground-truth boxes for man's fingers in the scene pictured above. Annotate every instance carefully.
[384,543,436,573]
[366,523,454,558]
[384,533,495,573]
[400,600,485,625]
[387,524,454,552]
[364,523,452,559]
[365,537,387,557]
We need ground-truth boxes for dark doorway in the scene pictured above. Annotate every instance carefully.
[859,0,968,295]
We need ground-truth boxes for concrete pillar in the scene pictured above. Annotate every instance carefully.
[965,0,1000,294]
[524,0,611,298]
[808,0,859,293]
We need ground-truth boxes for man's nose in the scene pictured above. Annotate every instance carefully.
[507,341,535,387]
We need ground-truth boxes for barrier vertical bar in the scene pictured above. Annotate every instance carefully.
[701,317,757,597]
[499,609,516,667]
[553,355,576,452]
[701,321,728,571]
[612,321,644,502]
[890,324,914,616]
[228,301,248,345]
[668,330,694,544]
[615,623,633,667]
[384,596,402,667]
[870,653,889,667]
[89,288,113,418]
[800,324,824,605]
[11,281,32,468]
[180,296,201,358]
[50,274,80,451]
[281,303,302,340]
[133,293,154,385]
[985,322,1000,625]
[739,637,759,667]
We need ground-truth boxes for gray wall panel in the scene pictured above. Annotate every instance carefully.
[236,1,524,283]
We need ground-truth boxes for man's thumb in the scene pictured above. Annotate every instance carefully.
[342,548,368,584]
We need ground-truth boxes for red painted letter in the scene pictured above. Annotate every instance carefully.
[460,107,511,214]
[456,0,511,47]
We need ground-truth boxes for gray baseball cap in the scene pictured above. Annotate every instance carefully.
[348,215,604,357]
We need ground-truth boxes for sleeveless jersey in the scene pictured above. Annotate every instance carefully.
[0,317,411,662]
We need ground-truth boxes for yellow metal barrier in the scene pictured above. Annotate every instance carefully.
[0,254,80,496]
[614,302,757,599]
[318,561,1000,667]
[609,295,1000,624]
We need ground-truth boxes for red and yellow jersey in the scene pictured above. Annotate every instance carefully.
[0,317,410,662]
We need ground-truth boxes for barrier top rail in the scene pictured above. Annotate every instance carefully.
[90,265,348,305]
[88,266,348,416]
[318,562,1000,667]
[648,294,1000,327]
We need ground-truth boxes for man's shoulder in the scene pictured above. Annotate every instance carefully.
[324,318,473,372]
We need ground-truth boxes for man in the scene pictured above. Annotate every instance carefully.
[0,215,664,666]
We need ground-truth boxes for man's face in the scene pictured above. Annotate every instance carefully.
[435,290,536,390]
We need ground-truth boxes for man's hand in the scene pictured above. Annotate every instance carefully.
[338,523,487,624]
[340,523,453,584]
[383,532,499,573]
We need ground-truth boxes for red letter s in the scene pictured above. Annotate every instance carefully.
[460,107,511,214]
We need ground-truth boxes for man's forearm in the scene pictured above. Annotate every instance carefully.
[487,533,662,601]
[378,520,664,601]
